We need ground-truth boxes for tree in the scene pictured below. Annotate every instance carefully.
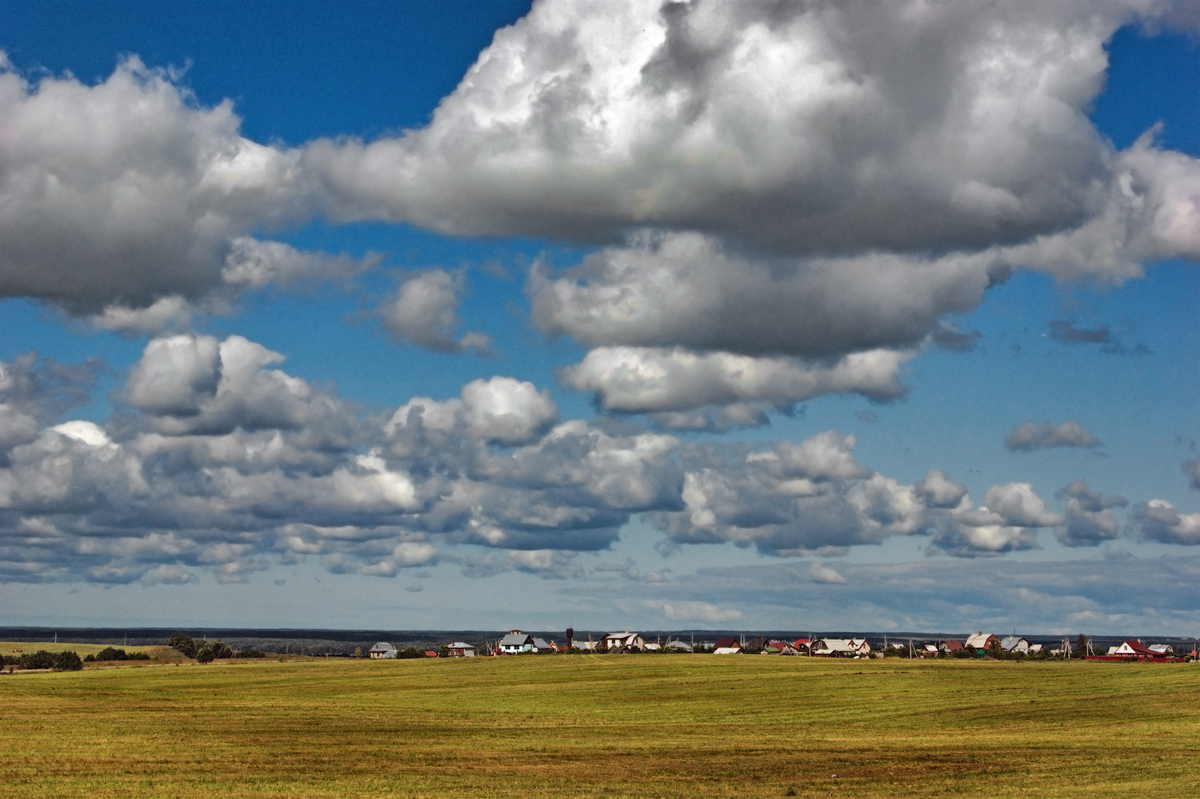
[169,633,197,658]
[195,640,231,664]
[438,644,450,658]
[1076,633,1088,658]
[53,651,83,671]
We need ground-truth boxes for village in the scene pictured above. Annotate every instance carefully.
[366,630,1197,662]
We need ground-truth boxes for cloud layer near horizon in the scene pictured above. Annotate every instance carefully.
[2,337,1195,587]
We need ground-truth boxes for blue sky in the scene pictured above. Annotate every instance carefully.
[1,0,1199,635]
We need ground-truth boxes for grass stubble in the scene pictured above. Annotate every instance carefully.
[1,653,1197,797]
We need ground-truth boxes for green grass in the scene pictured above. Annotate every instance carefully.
[1,655,1197,797]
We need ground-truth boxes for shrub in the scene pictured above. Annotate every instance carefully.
[53,651,83,671]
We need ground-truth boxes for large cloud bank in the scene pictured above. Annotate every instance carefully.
[5,1,1199,399]
[2,2,1199,590]
[302,0,1200,417]
[4,341,1189,585]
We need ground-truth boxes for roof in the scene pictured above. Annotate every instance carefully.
[447,642,474,649]
[499,632,533,647]
[1116,640,1158,657]
[714,638,740,649]
[369,642,394,651]
[532,637,554,650]
[603,631,641,642]
[999,636,1027,651]
[965,632,996,648]
[942,640,964,651]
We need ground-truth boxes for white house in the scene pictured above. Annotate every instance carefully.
[369,642,396,659]
[602,632,645,652]
[498,631,536,654]
[813,638,872,658]
[999,636,1030,654]
[965,632,999,650]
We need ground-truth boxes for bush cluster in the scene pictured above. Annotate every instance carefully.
[169,633,236,663]
[395,647,428,659]
[83,647,151,663]
[233,649,265,658]
[195,640,233,663]
[2,650,83,671]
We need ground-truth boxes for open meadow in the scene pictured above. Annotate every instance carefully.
[1,654,1198,798]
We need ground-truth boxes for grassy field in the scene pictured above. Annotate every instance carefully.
[1,654,1197,797]
[0,641,183,661]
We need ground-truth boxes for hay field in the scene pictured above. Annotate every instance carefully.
[0,641,182,661]
[1,654,1197,797]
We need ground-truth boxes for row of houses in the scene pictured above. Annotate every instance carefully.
[370,631,1191,661]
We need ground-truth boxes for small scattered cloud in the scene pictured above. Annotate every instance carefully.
[1048,320,1111,345]
[807,563,847,585]
[463,550,583,580]
[1047,320,1149,356]
[1005,420,1101,451]
[650,600,743,623]
[1184,460,1200,491]
[930,323,982,352]
[1129,499,1200,545]
[1055,480,1127,547]
[381,269,491,355]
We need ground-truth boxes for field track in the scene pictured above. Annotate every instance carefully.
[2,654,1197,797]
